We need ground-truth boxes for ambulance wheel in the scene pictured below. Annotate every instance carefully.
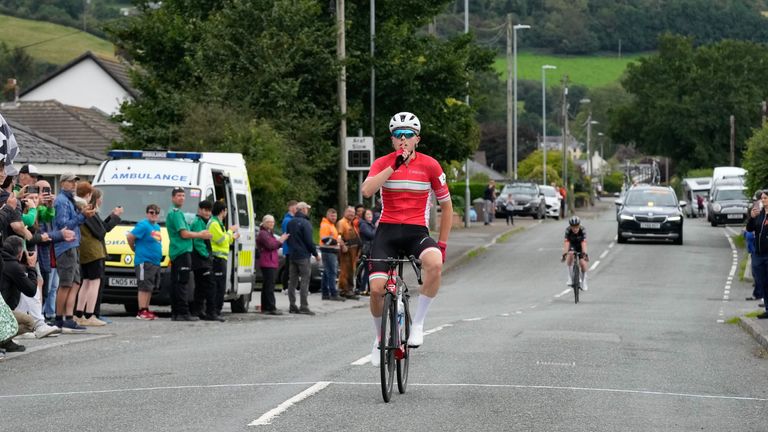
[230,293,251,313]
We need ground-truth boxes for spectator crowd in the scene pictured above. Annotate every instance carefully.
[0,160,387,360]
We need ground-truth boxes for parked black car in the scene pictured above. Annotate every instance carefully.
[616,185,685,245]
[495,182,546,219]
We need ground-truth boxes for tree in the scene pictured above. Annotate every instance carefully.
[107,0,495,214]
[613,34,768,172]
[744,124,768,196]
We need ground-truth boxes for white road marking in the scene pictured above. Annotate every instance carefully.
[462,317,483,322]
[554,289,571,298]
[0,381,320,399]
[351,355,371,366]
[515,311,523,314]
[717,319,725,323]
[599,250,609,259]
[500,313,510,317]
[608,242,615,248]
[529,304,538,309]
[330,381,768,402]
[8,380,767,405]
[352,323,454,365]
[590,260,600,271]
[248,381,330,426]
[536,361,576,367]
[424,323,453,335]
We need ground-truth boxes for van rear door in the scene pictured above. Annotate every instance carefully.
[230,173,255,295]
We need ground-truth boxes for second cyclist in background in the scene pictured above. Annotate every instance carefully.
[361,112,453,367]
[562,216,589,291]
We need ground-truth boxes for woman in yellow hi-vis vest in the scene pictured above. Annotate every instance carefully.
[209,201,240,320]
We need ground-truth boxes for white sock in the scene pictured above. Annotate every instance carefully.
[372,316,382,340]
[413,295,434,327]
[582,272,587,283]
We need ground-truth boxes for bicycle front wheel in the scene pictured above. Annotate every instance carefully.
[571,263,580,304]
[396,289,410,394]
[380,294,396,403]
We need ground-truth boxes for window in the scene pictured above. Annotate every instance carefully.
[236,194,249,227]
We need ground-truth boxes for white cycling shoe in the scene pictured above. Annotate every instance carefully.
[370,338,380,367]
[581,278,588,291]
[408,323,424,347]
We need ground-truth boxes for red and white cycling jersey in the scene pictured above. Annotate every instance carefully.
[367,151,451,227]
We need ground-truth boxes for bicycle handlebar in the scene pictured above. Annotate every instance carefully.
[355,255,423,285]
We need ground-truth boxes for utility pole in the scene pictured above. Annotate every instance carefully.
[337,0,348,211]
[561,75,569,193]
[464,0,470,228]
[730,114,735,166]
[505,14,513,179]
[370,0,375,138]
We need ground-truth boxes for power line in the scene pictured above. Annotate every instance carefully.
[18,30,81,50]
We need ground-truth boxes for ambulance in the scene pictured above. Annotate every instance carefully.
[93,150,256,314]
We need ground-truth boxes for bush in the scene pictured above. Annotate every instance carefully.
[603,171,623,193]
[448,182,490,202]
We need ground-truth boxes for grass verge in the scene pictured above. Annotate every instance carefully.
[726,317,741,324]
[745,311,763,318]
[497,227,525,243]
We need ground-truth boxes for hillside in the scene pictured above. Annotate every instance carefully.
[493,52,647,88]
[0,14,114,65]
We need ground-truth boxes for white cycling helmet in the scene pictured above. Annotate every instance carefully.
[389,112,421,133]
[569,216,581,226]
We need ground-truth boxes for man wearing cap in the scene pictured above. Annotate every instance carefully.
[17,164,39,190]
[285,202,317,315]
[166,187,212,321]
[53,172,95,332]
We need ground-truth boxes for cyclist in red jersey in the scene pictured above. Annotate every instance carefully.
[361,112,453,366]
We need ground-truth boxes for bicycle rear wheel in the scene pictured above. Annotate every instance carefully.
[380,294,396,402]
[571,263,580,304]
[396,288,410,394]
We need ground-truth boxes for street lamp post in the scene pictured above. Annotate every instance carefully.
[512,23,530,180]
[597,132,605,190]
[541,65,556,185]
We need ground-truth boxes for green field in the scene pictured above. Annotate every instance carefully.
[0,14,114,64]
[493,51,648,88]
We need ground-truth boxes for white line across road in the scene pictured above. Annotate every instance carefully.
[7,379,766,404]
[249,381,331,426]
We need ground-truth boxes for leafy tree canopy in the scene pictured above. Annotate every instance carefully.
[612,34,768,173]
[107,0,495,215]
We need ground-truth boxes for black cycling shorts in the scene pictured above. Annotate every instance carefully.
[368,223,439,276]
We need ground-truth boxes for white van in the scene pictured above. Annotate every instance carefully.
[681,177,712,218]
[710,166,746,195]
[93,150,256,314]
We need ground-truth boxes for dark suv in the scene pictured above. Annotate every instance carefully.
[616,185,685,245]
[495,182,546,219]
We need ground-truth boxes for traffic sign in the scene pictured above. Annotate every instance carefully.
[345,137,374,171]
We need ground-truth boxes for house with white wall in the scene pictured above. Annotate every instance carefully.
[19,51,137,115]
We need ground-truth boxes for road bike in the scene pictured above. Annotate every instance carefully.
[356,255,422,403]
[564,249,584,304]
